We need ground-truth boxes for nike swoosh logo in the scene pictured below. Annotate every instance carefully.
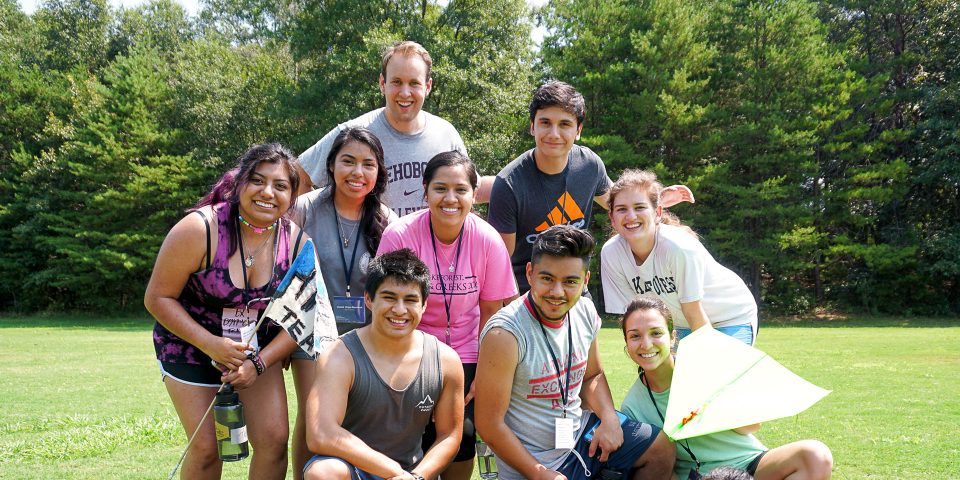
[403,189,420,196]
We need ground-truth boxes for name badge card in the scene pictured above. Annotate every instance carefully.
[221,307,260,352]
[332,296,365,324]
[555,416,575,449]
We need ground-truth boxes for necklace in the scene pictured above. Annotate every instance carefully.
[240,228,275,267]
[335,207,361,248]
[238,215,277,234]
[429,215,464,274]
[436,243,457,273]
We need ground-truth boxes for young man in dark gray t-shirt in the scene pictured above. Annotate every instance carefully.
[304,250,464,480]
[488,81,694,293]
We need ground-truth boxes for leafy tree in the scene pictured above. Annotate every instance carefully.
[32,0,112,72]
[816,0,952,313]
[13,47,197,309]
[109,0,194,59]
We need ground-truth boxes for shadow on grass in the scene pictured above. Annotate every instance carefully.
[598,313,959,329]
[0,312,153,332]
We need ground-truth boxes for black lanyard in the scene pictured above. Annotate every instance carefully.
[429,215,464,345]
[528,293,573,415]
[641,371,701,474]
[334,212,362,296]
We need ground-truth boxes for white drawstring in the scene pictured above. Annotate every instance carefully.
[568,447,593,477]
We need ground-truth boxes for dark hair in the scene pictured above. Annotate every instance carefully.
[529,81,586,125]
[365,249,431,304]
[191,143,300,256]
[422,151,478,190]
[530,224,595,268]
[326,127,390,251]
[703,467,755,480]
[381,40,432,82]
[619,297,674,340]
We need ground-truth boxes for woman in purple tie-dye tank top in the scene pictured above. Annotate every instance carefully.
[145,143,306,480]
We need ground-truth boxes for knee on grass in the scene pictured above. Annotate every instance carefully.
[796,440,833,479]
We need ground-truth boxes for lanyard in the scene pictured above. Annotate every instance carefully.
[236,220,280,316]
[527,293,573,415]
[429,215,464,345]
[334,211,362,296]
[642,371,701,473]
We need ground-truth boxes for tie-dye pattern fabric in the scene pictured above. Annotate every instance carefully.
[153,203,291,365]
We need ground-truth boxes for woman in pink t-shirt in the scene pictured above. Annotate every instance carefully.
[377,151,517,480]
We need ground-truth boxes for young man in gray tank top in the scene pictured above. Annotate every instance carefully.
[475,226,675,479]
[304,249,465,480]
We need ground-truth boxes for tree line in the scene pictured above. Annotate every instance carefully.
[1,0,957,316]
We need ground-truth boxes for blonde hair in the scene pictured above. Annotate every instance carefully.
[608,169,663,211]
[381,41,433,81]
[608,169,695,235]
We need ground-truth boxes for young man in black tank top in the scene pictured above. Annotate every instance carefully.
[304,249,464,480]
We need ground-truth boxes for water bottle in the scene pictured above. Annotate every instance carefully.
[213,384,249,461]
[475,440,498,479]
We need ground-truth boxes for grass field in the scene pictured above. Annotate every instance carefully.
[1,314,958,479]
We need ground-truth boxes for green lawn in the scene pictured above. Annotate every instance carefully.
[1,314,958,479]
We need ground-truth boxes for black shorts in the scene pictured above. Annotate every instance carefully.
[421,362,476,462]
[746,450,769,475]
[159,360,222,387]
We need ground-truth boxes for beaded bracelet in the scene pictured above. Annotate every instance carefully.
[247,352,266,375]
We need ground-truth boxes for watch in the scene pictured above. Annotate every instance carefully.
[407,472,425,480]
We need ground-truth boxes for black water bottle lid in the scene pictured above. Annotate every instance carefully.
[216,384,239,404]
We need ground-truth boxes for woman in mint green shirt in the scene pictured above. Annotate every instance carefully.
[618,297,833,480]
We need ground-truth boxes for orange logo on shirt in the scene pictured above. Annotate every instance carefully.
[535,192,585,232]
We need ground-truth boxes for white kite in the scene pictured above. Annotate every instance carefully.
[663,327,831,440]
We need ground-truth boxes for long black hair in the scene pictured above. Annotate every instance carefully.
[191,143,300,256]
[325,127,390,252]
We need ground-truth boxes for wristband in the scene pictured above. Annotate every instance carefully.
[407,472,424,480]
[247,352,265,375]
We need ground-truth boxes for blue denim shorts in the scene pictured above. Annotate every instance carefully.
[303,455,385,480]
[676,323,755,346]
[556,412,661,478]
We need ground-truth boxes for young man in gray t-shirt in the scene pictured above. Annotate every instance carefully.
[296,41,467,217]
[304,250,464,480]
[488,81,694,293]
[475,226,674,479]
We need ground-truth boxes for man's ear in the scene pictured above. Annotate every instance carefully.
[575,123,584,141]
[364,292,374,310]
[424,77,433,96]
[378,74,386,96]
[525,261,534,286]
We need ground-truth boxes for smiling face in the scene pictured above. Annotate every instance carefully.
[331,140,379,204]
[237,161,293,227]
[610,185,661,243]
[530,106,583,164]
[365,277,426,339]
[379,54,432,133]
[425,164,475,241]
[526,254,590,323]
[623,307,674,372]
